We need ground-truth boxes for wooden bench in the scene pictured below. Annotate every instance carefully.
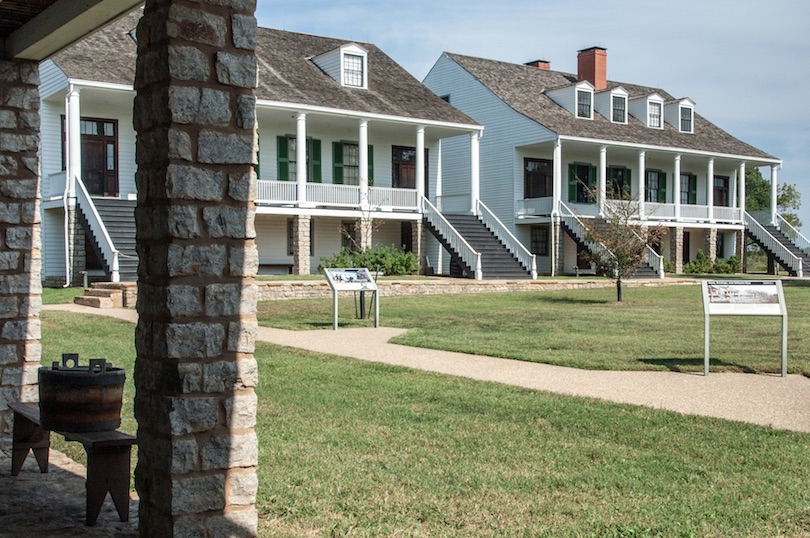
[8,401,136,526]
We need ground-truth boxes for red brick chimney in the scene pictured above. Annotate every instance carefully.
[525,59,551,70]
[577,47,607,90]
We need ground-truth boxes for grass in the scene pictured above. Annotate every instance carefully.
[39,310,810,537]
[41,286,84,305]
[256,282,810,376]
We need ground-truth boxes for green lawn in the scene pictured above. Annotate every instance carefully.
[256,282,810,376]
[39,310,810,537]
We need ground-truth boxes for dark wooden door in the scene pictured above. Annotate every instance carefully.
[82,140,106,195]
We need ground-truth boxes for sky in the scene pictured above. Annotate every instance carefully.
[255,0,810,232]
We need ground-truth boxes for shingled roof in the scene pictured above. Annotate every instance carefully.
[446,52,775,160]
[48,9,477,127]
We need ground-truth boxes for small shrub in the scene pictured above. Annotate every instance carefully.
[318,245,419,276]
[683,250,713,274]
[683,251,742,275]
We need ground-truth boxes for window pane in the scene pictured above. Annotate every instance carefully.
[80,120,98,135]
[612,96,626,122]
[648,102,662,128]
[343,143,359,185]
[577,90,591,118]
[104,122,115,137]
[680,107,692,132]
[343,54,364,87]
[106,144,115,171]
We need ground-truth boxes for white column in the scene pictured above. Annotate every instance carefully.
[416,125,425,203]
[730,169,738,210]
[739,162,746,216]
[435,139,442,210]
[770,164,779,225]
[359,119,369,210]
[296,112,307,207]
[598,145,607,216]
[707,158,715,221]
[470,131,480,214]
[638,151,646,219]
[67,85,81,199]
[552,138,562,216]
[673,154,681,220]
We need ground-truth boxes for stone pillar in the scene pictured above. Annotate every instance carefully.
[133,1,259,536]
[0,60,42,436]
[670,227,684,274]
[357,217,373,250]
[411,219,422,265]
[292,215,310,275]
[704,228,717,263]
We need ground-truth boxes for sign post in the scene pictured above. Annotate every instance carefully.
[323,268,379,330]
[701,280,787,376]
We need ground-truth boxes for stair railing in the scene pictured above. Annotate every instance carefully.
[558,201,615,267]
[75,179,120,283]
[422,197,482,280]
[630,229,665,279]
[476,200,536,279]
[775,214,810,256]
[745,212,803,278]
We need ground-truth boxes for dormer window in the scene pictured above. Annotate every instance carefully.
[343,53,365,87]
[577,89,593,119]
[312,43,368,89]
[680,106,693,133]
[648,101,662,128]
[612,95,627,123]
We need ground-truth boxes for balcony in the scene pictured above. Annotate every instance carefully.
[255,180,420,212]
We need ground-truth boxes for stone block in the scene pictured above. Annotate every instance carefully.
[168,395,220,436]
[167,284,203,316]
[229,244,259,278]
[0,156,17,176]
[168,45,210,82]
[227,473,258,506]
[168,244,228,277]
[215,52,257,89]
[227,170,256,202]
[0,202,21,224]
[166,322,225,359]
[0,111,16,129]
[224,392,257,429]
[201,431,258,470]
[169,86,231,125]
[207,508,258,538]
[231,15,257,49]
[0,179,37,199]
[167,164,226,201]
[168,128,193,161]
[0,318,39,341]
[167,5,227,47]
[228,321,257,354]
[198,131,254,165]
[171,473,225,514]
[0,344,18,365]
[202,206,254,239]
[171,438,200,474]
[0,251,20,271]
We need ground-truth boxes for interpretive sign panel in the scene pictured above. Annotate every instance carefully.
[701,280,787,376]
[323,268,379,329]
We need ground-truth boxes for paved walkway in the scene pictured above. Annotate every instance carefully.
[43,303,810,433]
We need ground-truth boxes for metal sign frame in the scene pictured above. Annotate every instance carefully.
[323,268,379,330]
[701,280,787,376]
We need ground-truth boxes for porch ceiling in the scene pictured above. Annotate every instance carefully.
[0,0,141,61]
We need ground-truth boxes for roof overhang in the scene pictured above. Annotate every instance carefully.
[1,0,142,61]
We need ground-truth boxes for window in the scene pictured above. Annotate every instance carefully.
[645,170,667,203]
[343,53,364,87]
[341,221,358,251]
[531,226,549,257]
[612,95,627,123]
[680,173,697,205]
[287,219,314,256]
[648,101,662,128]
[577,90,592,119]
[716,232,725,259]
[333,142,374,186]
[680,106,693,133]
[568,163,596,204]
[607,166,631,200]
[714,175,730,207]
[524,158,553,199]
[392,146,429,197]
[276,136,322,182]
[62,116,119,196]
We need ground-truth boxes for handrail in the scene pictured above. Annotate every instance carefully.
[75,179,120,283]
[558,201,615,269]
[775,214,810,256]
[631,228,665,279]
[477,200,536,279]
[421,197,482,280]
[745,212,803,278]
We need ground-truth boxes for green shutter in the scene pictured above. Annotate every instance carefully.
[367,144,374,186]
[332,141,343,184]
[568,164,577,203]
[277,136,289,181]
[660,172,667,202]
[625,169,632,200]
[589,166,597,193]
[310,139,322,183]
[689,176,697,204]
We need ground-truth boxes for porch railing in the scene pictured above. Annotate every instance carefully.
[255,180,419,211]
[257,180,296,204]
[477,200,536,279]
[75,178,120,282]
[713,206,742,222]
[559,201,614,269]
[517,196,553,217]
[680,204,710,220]
[368,186,419,211]
[306,183,361,207]
[422,197,482,280]
[744,212,803,278]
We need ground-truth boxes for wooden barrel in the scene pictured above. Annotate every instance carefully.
[38,359,125,433]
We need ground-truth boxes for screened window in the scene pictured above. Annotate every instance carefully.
[333,142,373,186]
[341,221,358,251]
[568,163,596,204]
[714,175,730,207]
[343,53,364,87]
[342,143,360,185]
[680,173,697,205]
[276,136,322,182]
[524,158,553,198]
[648,101,662,128]
[530,226,549,256]
[607,166,631,200]
[612,95,627,123]
[577,90,592,118]
[680,107,693,133]
[645,170,667,203]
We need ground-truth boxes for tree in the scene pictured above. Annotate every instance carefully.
[582,200,664,303]
[745,168,802,228]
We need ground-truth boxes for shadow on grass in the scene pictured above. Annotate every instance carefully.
[535,296,612,306]
[638,357,759,374]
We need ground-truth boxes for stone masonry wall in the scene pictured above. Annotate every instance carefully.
[132,1,259,535]
[292,214,310,275]
[0,60,42,436]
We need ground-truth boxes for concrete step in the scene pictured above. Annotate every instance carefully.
[74,295,115,309]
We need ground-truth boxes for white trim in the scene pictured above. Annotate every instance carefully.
[68,79,134,93]
[576,87,594,120]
